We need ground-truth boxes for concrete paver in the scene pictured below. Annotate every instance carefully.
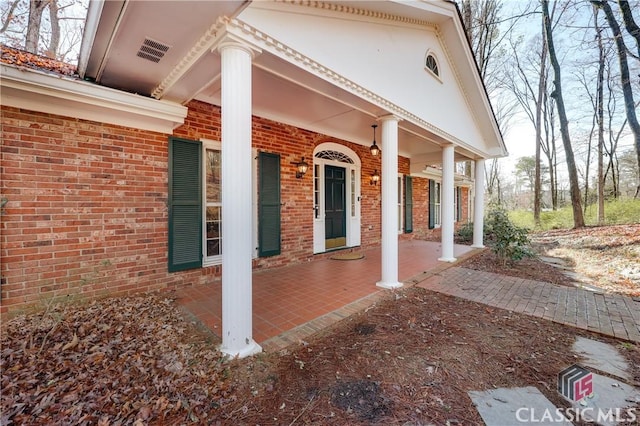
[573,337,631,381]
[469,386,572,425]
[567,373,640,426]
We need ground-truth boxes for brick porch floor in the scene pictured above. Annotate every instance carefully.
[176,240,475,351]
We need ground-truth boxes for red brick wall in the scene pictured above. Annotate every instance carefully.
[1,106,187,314]
[411,177,430,240]
[1,100,464,315]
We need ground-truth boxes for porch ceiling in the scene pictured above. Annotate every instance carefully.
[79,0,479,164]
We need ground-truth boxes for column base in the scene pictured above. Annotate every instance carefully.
[220,339,262,359]
[376,281,403,289]
[470,244,485,249]
[438,257,457,263]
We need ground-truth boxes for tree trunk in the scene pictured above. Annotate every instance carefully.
[542,0,585,227]
[25,0,50,53]
[595,7,605,224]
[46,0,60,59]
[595,0,640,199]
[462,0,473,43]
[534,20,547,227]
[550,105,558,209]
[617,0,640,58]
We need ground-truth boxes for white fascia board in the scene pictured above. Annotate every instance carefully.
[0,64,187,134]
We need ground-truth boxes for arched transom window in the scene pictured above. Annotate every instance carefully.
[425,53,439,78]
[314,150,354,164]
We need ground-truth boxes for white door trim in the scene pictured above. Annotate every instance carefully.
[312,143,361,253]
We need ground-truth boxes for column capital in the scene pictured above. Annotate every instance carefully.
[377,114,402,123]
[215,34,262,59]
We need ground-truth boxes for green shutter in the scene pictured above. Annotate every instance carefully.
[404,175,413,233]
[456,187,462,221]
[258,152,281,257]
[428,179,435,229]
[168,137,202,272]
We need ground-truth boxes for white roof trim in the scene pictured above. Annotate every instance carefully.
[225,18,488,158]
[0,64,187,134]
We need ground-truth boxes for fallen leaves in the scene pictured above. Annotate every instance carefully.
[534,224,640,296]
[460,224,640,297]
[1,295,231,425]
[1,45,78,76]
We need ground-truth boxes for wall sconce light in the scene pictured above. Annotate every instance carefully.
[369,124,381,156]
[370,169,380,186]
[295,156,309,178]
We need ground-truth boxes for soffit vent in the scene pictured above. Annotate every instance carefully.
[136,38,170,63]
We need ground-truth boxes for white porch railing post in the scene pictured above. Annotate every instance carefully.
[377,115,402,289]
[218,39,261,358]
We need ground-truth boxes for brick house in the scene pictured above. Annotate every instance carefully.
[0,0,506,357]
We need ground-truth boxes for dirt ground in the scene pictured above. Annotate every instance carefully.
[2,225,639,425]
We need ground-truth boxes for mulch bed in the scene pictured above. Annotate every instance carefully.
[456,249,578,288]
[2,235,639,425]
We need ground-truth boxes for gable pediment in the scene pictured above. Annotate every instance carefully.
[236,1,498,155]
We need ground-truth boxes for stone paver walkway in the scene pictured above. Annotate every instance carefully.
[417,267,640,343]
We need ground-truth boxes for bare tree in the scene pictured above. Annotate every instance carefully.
[542,0,585,227]
[2,0,85,63]
[595,6,606,224]
[485,158,503,205]
[591,0,640,198]
[460,0,503,80]
[533,21,547,225]
[0,0,21,35]
[505,30,548,225]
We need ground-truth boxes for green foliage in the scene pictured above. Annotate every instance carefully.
[456,222,475,243]
[485,205,532,265]
[509,199,640,230]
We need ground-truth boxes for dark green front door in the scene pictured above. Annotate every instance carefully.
[325,165,346,249]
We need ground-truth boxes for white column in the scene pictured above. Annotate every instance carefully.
[218,40,261,358]
[376,115,402,289]
[439,144,456,262]
[472,158,486,248]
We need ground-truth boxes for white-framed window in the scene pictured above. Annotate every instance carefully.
[454,186,459,223]
[434,181,441,227]
[201,140,257,266]
[351,169,356,218]
[203,140,222,265]
[398,175,403,233]
[168,137,260,272]
[424,51,441,81]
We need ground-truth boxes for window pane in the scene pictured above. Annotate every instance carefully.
[314,164,320,219]
[207,240,220,257]
[206,149,221,203]
[434,182,441,226]
[398,177,402,231]
[206,206,221,257]
[351,169,355,217]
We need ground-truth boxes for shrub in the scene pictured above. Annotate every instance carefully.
[456,222,474,244]
[486,206,532,266]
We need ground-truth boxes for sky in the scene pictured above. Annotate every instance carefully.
[490,0,639,185]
